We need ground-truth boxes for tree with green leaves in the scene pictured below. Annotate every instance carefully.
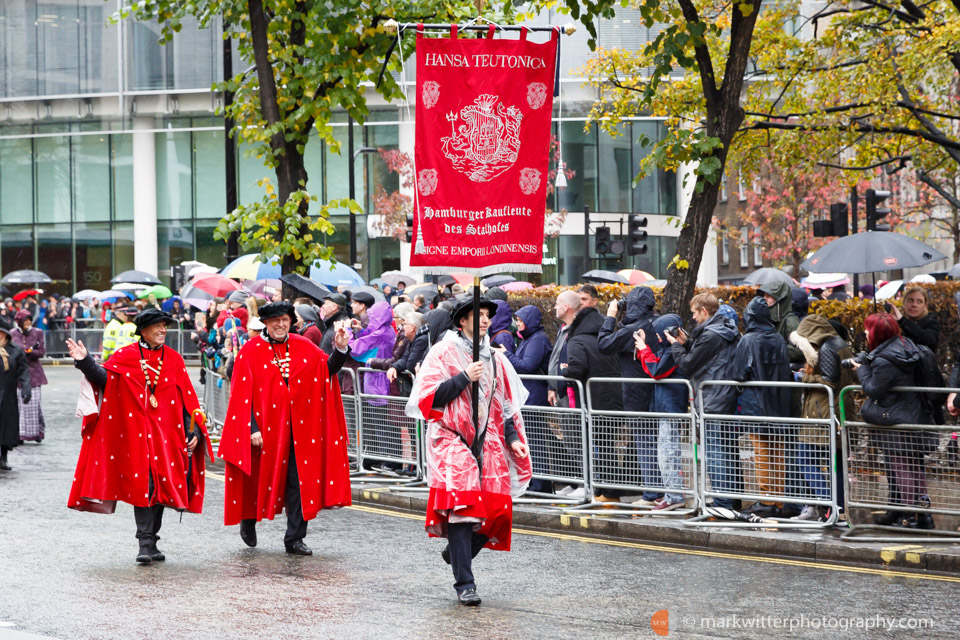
[116,0,514,295]
[567,0,765,318]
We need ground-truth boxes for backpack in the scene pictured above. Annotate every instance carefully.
[914,343,946,426]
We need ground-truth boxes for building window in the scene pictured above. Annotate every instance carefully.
[720,233,730,265]
[739,226,749,266]
[753,226,762,266]
[719,173,727,202]
[738,174,747,202]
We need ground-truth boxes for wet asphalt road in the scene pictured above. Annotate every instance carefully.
[2,368,960,639]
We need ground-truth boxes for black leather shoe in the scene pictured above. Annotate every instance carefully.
[441,545,450,565]
[240,519,257,548]
[457,588,481,606]
[875,510,903,526]
[149,542,166,562]
[136,545,153,564]
[285,540,313,556]
[916,512,935,530]
[0,458,11,471]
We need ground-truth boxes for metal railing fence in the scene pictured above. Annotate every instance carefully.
[687,380,839,529]
[839,385,960,543]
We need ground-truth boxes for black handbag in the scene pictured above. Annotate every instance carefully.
[861,396,898,426]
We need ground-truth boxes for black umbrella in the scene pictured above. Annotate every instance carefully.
[280,273,331,302]
[743,267,796,286]
[481,274,515,288]
[582,269,630,285]
[1,269,52,285]
[801,231,946,274]
[344,285,387,304]
[111,270,162,285]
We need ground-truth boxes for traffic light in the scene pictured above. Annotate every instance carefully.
[405,211,414,243]
[627,215,648,255]
[595,226,612,254]
[866,189,892,231]
[831,202,848,237]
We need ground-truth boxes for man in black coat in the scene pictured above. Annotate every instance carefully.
[599,286,662,504]
[0,319,31,470]
[564,301,623,503]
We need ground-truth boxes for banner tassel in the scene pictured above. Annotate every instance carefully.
[415,225,427,255]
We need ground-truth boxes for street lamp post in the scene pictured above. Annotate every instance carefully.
[346,114,378,272]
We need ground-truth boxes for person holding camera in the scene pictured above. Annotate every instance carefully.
[668,293,740,510]
[850,313,935,529]
[600,286,662,505]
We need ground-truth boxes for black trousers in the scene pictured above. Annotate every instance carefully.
[134,474,164,543]
[284,440,307,545]
[447,522,488,593]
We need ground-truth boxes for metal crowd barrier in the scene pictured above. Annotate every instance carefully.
[202,368,231,432]
[565,377,698,516]
[354,367,421,484]
[687,380,839,529]
[339,367,361,470]
[514,375,590,505]
[839,385,960,543]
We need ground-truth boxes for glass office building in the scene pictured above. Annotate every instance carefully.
[0,2,684,293]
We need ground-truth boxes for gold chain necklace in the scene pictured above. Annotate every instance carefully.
[138,344,164,408]
[271,341,291,382]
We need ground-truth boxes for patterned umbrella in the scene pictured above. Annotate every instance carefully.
[616,269,655,285]
[188,273,241,298]
[221,253,283,281]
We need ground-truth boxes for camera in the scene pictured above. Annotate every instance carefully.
[665,326,682,338]
[884,302,893,313]
[841,352,868,369]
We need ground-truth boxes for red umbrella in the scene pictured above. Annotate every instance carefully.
[188,273,240,298]
[13,289,41,301]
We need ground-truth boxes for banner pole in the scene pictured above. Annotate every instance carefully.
[472,276,481,433]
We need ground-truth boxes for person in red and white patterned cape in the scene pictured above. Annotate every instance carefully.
[405,296,531,606]
[218,301,352,556]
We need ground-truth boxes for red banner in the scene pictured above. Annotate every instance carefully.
[410,26,559,276]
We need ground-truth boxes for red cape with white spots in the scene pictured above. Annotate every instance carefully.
[68,343,212,514]
[217,334,351,526]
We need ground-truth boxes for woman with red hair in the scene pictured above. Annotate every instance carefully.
[851,313,934,529]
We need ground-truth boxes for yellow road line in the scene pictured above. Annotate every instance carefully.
[207,473,960,583]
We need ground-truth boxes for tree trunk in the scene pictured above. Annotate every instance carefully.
[661,181,723,321]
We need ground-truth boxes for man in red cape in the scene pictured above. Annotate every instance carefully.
[405,297,532,606]
[218,301,352,555]
[66,308,212,564]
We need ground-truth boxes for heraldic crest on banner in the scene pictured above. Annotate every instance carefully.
[441,94,523,183]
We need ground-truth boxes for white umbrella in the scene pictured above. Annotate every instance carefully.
[188,265,219,277]
[72,289,102,301]
[112,282,149,291]
[875,280,903,300]
[909,273,936,284]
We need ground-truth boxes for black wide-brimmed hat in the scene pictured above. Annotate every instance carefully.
[451,296,498,327]
[259,300,297,323]
[133,308,176,335]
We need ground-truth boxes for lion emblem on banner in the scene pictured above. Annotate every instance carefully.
[441,94,523,182]
[421,81,440,109]
[519,168,541,195]
[417,169,438,196]
[526,82,547,110]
